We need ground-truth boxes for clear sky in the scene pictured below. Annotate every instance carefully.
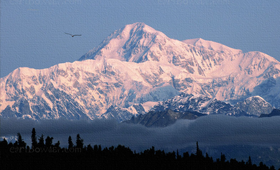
[1,0,279,77]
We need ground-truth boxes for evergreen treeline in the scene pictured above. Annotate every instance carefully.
[0,128,278,170]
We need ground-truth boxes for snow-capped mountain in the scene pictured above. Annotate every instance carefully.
[149,94,273,117]
[1,22,280,121]
[79,22,280,103]
[124,94,273,127]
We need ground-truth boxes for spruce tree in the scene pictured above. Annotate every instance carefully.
[76,134,83,149]
[220,153,226,163]
[68,136,74,149]
[196,141,202,157]
[54,141,60,148]
[38,134,44,148]
[17,133,26,149]
[45,136,53,148]
[247,156,252,166]
[31,128,37,148]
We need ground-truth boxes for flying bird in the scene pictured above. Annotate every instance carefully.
[65,32,82,37]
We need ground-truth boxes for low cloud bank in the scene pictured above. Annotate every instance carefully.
[1,115,280,151]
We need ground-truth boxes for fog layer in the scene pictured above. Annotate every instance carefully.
[1,115,280,151]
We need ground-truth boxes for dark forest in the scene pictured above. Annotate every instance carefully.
[0,128,277,170]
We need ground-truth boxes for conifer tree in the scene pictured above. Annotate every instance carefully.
[247,156,252,166]
[54,141,60,148]
[38,134,45,148]
[76,134,83,149]
[220,153,226,163]
[17,133,26,148]
[196,141,202,157]
[31,128,37,148]
[0,138,8,147]
[45,136,53,148]
[68,136,74,149]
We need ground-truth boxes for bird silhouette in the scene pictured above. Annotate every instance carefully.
[65,32,82,37]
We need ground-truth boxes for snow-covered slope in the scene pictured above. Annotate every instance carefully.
[1,22,280,121]
[0,59,179,120]
[183,38,242,54]
[149,94,273,117]
[79,22,280,103]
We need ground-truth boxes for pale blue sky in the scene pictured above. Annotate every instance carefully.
[1,0,279,77]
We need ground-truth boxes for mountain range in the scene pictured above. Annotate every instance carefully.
[124,94,275,127]
[1,22,280,121]
[150,94,273,117]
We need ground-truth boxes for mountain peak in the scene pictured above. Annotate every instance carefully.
[183,38,242,54]
[118,22,168,43]
[123,22,156,33]
[78,22,169,62]
[121,22,168,36]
